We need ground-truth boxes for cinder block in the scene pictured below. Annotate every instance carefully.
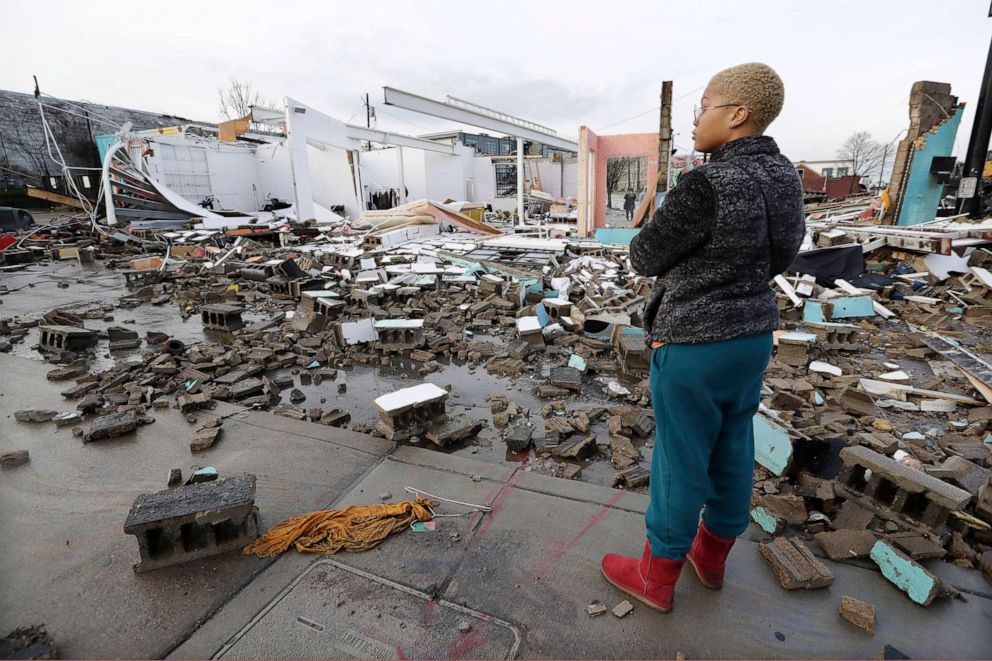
[124,474,258,573]
[201,304,245,331]
[835,445,971,542]
[758,537,835,590]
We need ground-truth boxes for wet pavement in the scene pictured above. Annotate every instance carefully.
[1,260,651,490]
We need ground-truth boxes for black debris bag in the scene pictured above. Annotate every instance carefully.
[787,245,864,287]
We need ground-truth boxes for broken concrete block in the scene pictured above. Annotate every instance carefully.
[815,530,878,560]
[0,450,30,468]
[230,377,265,401]
[758,537,835,590]
[755,494,807,526]
[543,417,574,443]
[835,445,972,543]
[838,596,876,634]
[177,392,211,413]
[191,426,223,453]
[84,410,138,442]
[38,325,97,352]
[374,319,425,350]
[374,383,448,442]
[516,316,544,346]
[586,601,608,617]
[536,385,571,399]
[832,500,875,530]
[609,435,640,468]
[548,366,582,391]
[870,539,944,606]
[124,474,258,573]
[318,409,352,427]
[14,409,57,423]
[884,532,946,560]
[552,434,596,460]
[201,304,245,331]
[425,415,485,447]
[505,424,533,452]
[611,600,633,618]
[612,465,649,489]
[168,468,183,488]
[53,411,82,428]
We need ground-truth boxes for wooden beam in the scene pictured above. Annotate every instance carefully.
[26,186,86,209]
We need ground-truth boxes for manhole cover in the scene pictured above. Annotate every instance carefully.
[215,559,520,659]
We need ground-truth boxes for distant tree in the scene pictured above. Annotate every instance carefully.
[217,79,276,120]
[838,131,885,193]
[606,157,633,209]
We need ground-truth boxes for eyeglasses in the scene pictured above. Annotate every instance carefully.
[693,103,745,121]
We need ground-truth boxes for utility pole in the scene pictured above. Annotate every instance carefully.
[962,6,992,217]
[656,81,673,206]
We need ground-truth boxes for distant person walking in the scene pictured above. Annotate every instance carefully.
[623,188,637,222]
[600,63,805,614]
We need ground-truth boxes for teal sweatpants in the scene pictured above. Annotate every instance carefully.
[645,333,772,559]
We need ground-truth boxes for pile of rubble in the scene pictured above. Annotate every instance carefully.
[5,202,992,605]
[3,221,661,487]
[751,211,992,608]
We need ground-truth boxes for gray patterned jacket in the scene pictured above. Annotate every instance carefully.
[630,135,805,345]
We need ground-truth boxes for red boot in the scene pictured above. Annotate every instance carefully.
[601,541,684,613]
[687,522,736,589]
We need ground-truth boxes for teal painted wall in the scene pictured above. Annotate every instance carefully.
[95,133,117,163]
[897,106,963,226]
[593,227,640,245]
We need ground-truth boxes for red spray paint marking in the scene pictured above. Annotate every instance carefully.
[473,471,523,539]
[394,645,408,659]
[530,490,626,578]
[448,618,492,658]
[418,599,438,628]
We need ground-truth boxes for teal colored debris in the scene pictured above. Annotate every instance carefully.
[410,521,436,533]
[593,227,641,245]
[803,301,826,323]
[535,303,549,327]
[946,307,963,314]
[903,431,926,442]
[567,354,587,372]
[985,432,992,445]
[753,415,793,476]
[870,540,942,606]
[814,391,825,406]
[750,507,782,534]
[829,296,875,319]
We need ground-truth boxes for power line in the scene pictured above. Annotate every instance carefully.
[595,86,703,132]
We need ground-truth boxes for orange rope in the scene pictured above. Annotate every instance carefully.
[243,497,435,558]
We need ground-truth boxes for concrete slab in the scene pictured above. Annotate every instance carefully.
[215,559,520,659]
[0,353,393,659]
[176,446,992,659]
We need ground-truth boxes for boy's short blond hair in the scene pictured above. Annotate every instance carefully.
[709,63,784,134]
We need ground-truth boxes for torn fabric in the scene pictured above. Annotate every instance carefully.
[243,497,435,558]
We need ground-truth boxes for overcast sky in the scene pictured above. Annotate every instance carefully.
[4,0,991,162]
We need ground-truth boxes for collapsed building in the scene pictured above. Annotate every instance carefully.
[1,79,991,651]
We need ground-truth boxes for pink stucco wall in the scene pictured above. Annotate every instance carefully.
[593,132,659,229]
